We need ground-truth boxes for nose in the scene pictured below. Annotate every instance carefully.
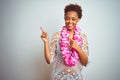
[69,19,72,23]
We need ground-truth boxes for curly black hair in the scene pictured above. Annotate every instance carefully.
[64,4,82,19]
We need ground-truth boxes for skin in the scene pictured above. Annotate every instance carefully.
[40,11,88,66]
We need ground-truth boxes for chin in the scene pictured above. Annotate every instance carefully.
[66,26,74,30]
[67,27,73,31]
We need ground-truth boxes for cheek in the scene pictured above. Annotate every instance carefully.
[73,21,78,25]
[65,20,69,23]
[64,20,78,25]
[65,20,68,23]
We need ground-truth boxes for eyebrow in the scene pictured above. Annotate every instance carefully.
[65,16,78,19]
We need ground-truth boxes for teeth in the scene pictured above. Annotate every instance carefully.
[68,24,72,26]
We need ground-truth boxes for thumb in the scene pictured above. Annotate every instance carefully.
[69,38,73,42]
[69,38,74,45]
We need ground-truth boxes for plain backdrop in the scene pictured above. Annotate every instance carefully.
[0,0,120,80]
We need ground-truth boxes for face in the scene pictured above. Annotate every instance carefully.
[64,11,80,31]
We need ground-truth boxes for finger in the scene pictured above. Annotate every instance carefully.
[40,27,45,32]
[69,38,73,42]
[41,34,45,38]
[69,39,73,44]
[41,32,47,38]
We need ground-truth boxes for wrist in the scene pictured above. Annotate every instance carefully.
[75,45,81,51]
[44,41,49,45]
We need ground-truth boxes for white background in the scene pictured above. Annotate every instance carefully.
[0,0,120,80]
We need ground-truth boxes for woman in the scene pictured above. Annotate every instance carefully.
[40,4,89,80]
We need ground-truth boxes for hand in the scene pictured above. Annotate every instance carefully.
[69,38,80,50]
[40,27,49,43]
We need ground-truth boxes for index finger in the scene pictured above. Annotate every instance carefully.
[40,27,45,32]
[69,37,73,41]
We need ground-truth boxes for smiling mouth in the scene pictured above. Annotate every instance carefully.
[68,24,73,27]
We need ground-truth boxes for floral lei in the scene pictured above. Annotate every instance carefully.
[60,26,83,66]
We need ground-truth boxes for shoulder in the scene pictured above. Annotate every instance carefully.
[51,32,60,41]
[53,32,60,36]
[80,32,87,40]
[52,32,60,38]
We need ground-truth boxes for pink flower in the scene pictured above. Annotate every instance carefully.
[60,26,83,66]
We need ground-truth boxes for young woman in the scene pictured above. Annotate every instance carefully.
[40,4,89,80]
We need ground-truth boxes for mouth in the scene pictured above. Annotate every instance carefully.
[68,24,73,27]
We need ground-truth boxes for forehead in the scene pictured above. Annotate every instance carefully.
[65,11,78,17]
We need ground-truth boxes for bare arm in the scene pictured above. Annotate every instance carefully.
[74,44,88,66]
[70,34,88,66]
[44,41,51,64]
[40,27,51,64]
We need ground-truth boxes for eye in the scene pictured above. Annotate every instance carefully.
[65,17,69,20]
[72,18,76,21]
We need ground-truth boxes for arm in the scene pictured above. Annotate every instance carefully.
[40,27,51,64]
[43,32,59,64]
[44,41,51,64]
[41,27,58,64]
[74,44,88,66]
[70,34,89,66]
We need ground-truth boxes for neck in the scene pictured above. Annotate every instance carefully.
[70,30,74,34]
[69,29,74,33]
[69,30,74,39]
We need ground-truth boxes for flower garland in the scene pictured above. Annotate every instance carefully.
[60,26,83,66]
